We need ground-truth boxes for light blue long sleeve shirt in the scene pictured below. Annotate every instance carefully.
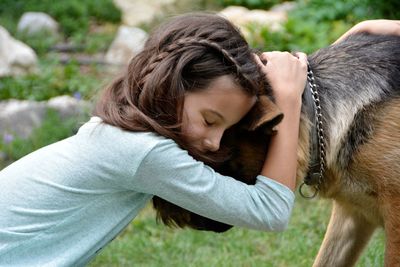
[0,117,295,266]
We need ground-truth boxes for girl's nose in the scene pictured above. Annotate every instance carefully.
[203,131,223,152]
[203,139,220,152]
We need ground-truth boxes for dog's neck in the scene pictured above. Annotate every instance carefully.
[300,66,326,192]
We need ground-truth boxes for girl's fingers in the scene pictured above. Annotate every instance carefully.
[253,53,265,67]
[294,52,308,67]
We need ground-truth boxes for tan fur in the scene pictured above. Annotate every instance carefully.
[296,113,312,182]
[309,99,400,267]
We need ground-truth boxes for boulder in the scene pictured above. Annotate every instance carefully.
[270,1,297,13]
[219,5,287,34]
[0,96,91,139]
[113,0,175,26]
[17,12,59,36]
[0,26,38,77]
[105,25,148,66]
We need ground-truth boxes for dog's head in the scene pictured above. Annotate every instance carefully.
[152,96,283,232]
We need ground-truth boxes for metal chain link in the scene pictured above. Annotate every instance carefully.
[307,67,326,189]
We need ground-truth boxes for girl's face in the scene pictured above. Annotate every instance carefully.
[181,75,256,152]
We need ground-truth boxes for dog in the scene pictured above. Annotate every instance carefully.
[153,33,400,267]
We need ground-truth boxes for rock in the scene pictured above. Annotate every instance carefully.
[47,95,91,119]
[219,6,287,34]
[0,96,91,139]
[105,25,148,66]
[17,12,59,36]
[270,1,297,13]
[113,0,175,26]
[0,26,38,77]
[0,99,46,139]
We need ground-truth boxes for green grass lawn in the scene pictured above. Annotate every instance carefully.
[89,194,384,267]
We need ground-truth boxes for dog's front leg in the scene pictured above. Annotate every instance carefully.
[313,200,376,267]
[382,196,400,267]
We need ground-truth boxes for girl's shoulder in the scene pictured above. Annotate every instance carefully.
[76,116,175,157]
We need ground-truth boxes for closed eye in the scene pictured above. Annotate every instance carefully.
[204,119,215,126]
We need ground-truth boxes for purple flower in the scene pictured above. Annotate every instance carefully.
[73,92,82,100]
[3,133,14,144]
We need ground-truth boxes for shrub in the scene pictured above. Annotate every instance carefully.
[0,59,105,101]
[245,0,398,54]
[0,0,121,37]
[217,0,282,9]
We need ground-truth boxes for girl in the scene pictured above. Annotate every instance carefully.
[0,14,306,266]
[0,12,398,266]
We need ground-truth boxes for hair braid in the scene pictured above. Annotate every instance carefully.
[96,12,270,157]
[136,51,170,91]
[137,36,256,98]
[166,37,242,74]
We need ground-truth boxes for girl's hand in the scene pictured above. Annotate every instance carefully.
[256,51,308,109]
[255,51,307,191]
[334,19,400,44]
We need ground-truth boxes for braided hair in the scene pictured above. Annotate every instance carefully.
[95,13,271,158]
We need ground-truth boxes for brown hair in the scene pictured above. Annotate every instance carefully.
[95,13,271,159]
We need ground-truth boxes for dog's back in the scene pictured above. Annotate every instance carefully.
[306,34,400,195]
[305,34,400,267]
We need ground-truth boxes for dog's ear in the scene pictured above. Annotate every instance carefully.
[242,95,283,132]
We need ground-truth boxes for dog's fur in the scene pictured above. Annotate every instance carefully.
[152,33,400,266]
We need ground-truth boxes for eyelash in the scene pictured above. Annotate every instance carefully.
[204,119,214,126]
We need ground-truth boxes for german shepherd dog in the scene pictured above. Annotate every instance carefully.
[153,33,400,267]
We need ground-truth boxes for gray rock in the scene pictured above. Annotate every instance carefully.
[105,25,148,66]
[0,26,38,77]
[271,1,297,13]
[0,99,46,139]
[113,0,176,26]
[218,6,287,36]
[0,96,91,139]
[17,12,59,36]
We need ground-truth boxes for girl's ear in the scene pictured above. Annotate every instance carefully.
[242,95,283,132]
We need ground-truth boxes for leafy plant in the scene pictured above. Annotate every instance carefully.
[244,0,397,54]
[0,57,107,101]
[0,0,120,55]
[217,0,283,9]
[0,0,121,38]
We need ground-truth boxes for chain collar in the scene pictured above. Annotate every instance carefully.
[299,63,326,198]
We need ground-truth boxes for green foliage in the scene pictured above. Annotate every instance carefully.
[217,0,282,9]
[290,0,399,22]
[17,30,60,55]
[68,24,118,54]
[0,58,105,101]
[292,0,371,22]
[86,0,121,24]
[363,0,400,19]
[245,0,399,54]
[0,0,121,37]
[0,0,120,55]
[0,109,87,163]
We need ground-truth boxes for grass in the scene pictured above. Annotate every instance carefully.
[89,195,384,266]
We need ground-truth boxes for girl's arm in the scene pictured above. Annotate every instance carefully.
[334,19,400,44]
[256,52,308,191]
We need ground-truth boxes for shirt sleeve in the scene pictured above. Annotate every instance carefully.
[133,138,295,232]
